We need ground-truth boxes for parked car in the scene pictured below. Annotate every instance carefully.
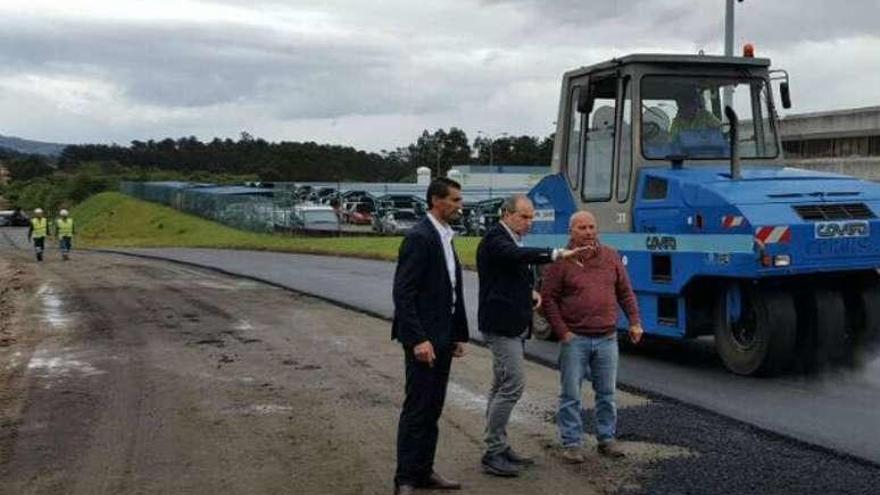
[470,198,504,236]
[340,190,376,206]
[371,206,388,232]
[0,209,29,227]
[376,194,426,211]
[376,208,421,234]
[340,201,374,225]
[291,205,341,232]
[294,185,314,201]
[459,203,477,236]
[308,187,338,204]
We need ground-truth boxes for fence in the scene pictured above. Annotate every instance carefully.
[120,181,294,233]
[120,180,532,234]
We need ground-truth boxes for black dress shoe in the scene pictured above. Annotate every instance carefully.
[424,471,462,490]
[503,447,535,466]
[481,452,521,477]
[394,484,415,495]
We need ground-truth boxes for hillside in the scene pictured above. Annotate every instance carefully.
[0,134,67,156]
[73,192,479,265]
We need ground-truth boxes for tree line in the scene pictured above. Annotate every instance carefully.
[0,129,553,212]
[53,129,554,182]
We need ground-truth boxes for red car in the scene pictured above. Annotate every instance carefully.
[341,202,374,225]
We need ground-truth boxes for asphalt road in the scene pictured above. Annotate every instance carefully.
[3,228,879,465]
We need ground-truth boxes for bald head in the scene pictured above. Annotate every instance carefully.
[569,210,598,247]
[569,210,595,229]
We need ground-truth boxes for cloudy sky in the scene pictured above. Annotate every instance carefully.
[1,0,878,150]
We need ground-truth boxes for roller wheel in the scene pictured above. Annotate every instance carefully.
[714,286,797,376]
[843,285,880,367]
[795,289,848,371]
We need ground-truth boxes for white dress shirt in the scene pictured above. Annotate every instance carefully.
[500,220,523,247]
[427,212,457,305]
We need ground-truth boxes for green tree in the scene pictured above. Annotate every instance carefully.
[408,128,472,177]
[6,155,54,182]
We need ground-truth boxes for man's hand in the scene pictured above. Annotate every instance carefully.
[532,290,542,310]
[560,332,575,344]
[452,342,466,358]
[628,324,644,345]
[413,340,436,366]
[558,246,591,259]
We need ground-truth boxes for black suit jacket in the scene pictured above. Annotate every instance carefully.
[392,217,469,348]
[477,223,554,337]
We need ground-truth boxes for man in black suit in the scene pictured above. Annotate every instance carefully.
[392,177,469,495]
[477,193,583,477]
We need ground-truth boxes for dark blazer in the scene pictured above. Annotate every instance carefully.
[392,217,469,348]
[477,222,554,337]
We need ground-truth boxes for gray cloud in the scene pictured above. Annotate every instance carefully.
[0,0,878,150]
[486,0,880,49]
[0,19,404,113]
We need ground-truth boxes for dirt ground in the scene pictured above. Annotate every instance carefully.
[0,237,691,494]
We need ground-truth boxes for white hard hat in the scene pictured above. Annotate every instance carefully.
[60,209,69,216]
[34,208,43,214]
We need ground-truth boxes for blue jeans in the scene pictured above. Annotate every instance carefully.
[557,333,619,447]
[59,236,72,254]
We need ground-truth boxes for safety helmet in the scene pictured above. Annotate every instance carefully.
[34,208,43,215]
[60,209,69,216]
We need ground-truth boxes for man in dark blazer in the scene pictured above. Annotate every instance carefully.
[392,177,469,495]
[477,193,582,477]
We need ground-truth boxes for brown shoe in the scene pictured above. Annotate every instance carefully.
[424,471,462,490]
[559,446,586,464]
[394,484,415,495]
[598,440,626,458]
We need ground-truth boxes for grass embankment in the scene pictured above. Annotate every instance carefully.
[73,192,479,266]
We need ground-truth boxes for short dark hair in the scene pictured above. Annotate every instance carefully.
[426,177,461,208]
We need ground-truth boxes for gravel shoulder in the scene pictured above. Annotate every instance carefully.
[0,244,681,494]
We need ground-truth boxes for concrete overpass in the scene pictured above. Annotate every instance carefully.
[779,106,880,179]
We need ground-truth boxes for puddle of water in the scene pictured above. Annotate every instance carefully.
[5,351,23,371]
[195,280,241,290]
[862,356,880,386]
[223,404,293,416]
[235,320,254,331]
[246,404,293,415]
[27,348,104,379]
[37,283,71,330]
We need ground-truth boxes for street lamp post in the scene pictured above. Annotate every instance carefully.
[723,0,743,110]
[477,131,508,196]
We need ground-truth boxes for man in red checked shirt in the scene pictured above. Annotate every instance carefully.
[540,210,643,464]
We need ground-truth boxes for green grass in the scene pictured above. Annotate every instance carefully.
[73,192,480,266]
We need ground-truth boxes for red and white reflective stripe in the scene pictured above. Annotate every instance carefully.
[755,226,791,244]
[722,215,744,228]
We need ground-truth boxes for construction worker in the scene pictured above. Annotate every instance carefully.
[669,87,722,139]
[56,209,74,261]
[27,208,48,262]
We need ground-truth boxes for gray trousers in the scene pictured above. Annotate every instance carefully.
[484,332,527,456]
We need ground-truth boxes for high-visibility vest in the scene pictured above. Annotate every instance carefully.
[30,218,47,238]
[56,218,74,237]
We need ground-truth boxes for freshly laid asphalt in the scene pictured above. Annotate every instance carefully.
[87,246,880,466]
